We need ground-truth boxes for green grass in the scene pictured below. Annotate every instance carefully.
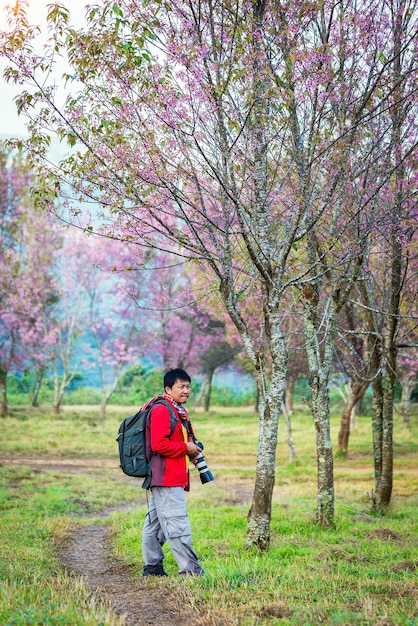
[0,404,417,625]
[0,463,134,625]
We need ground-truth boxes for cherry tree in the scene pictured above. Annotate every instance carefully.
[141,253,241,399]
[0,145,59,416]
[353,0,418,511]
[38,230,93,414]
[2,0,417,545]
[282,308,307,416]
[196,332,242,411]
[335,302,371,455]
[398,353,417,423]
[34,229,150,416]
[396,243,418,426]
[144,257,207,372]
[82,237,153,420]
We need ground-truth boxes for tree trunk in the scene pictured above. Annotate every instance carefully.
[31,369,45,407]
[0,370,8,417]
[378,347,395,508]
[310,373,335,526]
[53,369,63,415]
[282,401,297,461]
[372,0,408,513]
[204,370,214,412]
[285,377,295,415]
[99,376,121,421]
[220,277,285,550]
[371,369,384,488]
[366,231,401,513]
[246,323,288,550]
[338,380,368,455]
[246,367,284,550]
[339,398,354,455]
[400,376,413,427]
[194,379,207,408]
[99,395,107,421]
[254,382,259,413]
[359,275,385,494]
[53,377,64,415]
[302,291,336,527]
[99,384,115,421]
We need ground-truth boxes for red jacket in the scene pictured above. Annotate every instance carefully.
[147,398,190,488]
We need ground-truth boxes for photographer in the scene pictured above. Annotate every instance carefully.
[141,368,205,577]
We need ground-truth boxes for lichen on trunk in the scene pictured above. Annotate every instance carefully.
[246,372,283,550]
[302,289,336,527]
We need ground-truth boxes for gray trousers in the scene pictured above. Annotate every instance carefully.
[142,486,204,575]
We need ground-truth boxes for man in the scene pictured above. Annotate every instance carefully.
[142,368,204,576]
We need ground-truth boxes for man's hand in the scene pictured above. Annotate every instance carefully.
[186,442,201,459]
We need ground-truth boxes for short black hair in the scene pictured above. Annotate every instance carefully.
[164,368,191,388]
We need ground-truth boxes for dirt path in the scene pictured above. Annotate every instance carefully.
[57,524,185,626]
[1,454,193,625]
[2,454,417,475]
[0,455,119,473]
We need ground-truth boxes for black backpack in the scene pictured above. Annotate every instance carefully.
[116,397,178,486]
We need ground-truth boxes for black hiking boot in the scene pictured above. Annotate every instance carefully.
[142,563,168,577]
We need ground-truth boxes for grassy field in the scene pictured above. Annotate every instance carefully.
[0,403,417,625]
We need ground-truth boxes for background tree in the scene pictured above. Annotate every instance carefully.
[335,302,371,456]
[0,145,59,416]
[283,309,307,416]
[197,332,241,412]
[38,230,92,415]
[354,0,418,511]
[398,352,418,425]
[82,237,152,420]
[142,255,233,375]
[396,244,418,427]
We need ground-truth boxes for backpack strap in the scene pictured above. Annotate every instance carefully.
[151,396,179,436]
[141,396,179,489]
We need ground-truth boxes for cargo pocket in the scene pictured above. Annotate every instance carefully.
[164,507,192,539]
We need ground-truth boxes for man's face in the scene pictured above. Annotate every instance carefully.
[166,378,191,404]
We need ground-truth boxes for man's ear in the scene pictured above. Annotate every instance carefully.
[165,386,172,395]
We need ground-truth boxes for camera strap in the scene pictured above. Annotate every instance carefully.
[180,416,196,443]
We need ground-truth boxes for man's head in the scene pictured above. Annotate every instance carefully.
[164,368,191,404]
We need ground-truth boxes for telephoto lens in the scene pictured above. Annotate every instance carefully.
[194,442,214,483]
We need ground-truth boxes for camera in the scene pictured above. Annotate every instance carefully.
[194,442,214,484]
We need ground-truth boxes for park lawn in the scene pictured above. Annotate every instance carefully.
[0,404,417,625]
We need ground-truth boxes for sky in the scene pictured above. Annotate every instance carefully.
[0,0,87,138]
